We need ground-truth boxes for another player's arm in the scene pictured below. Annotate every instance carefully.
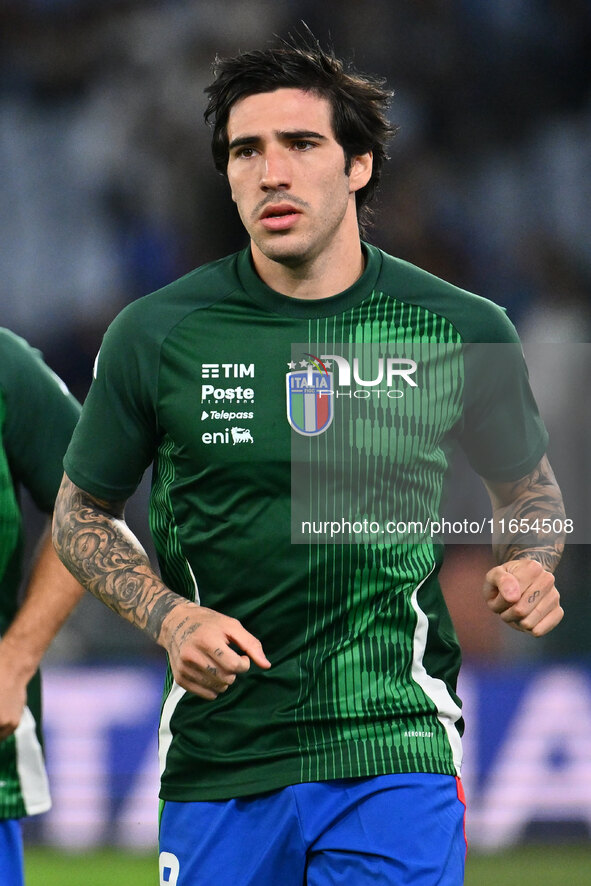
[481,454,565,636]
[52,474,270,699]
[0,523,85,741]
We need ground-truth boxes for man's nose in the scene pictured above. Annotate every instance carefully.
[260,146,291,190]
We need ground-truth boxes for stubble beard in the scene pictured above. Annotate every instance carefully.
[252,206,350,273]
[256,237,315,269]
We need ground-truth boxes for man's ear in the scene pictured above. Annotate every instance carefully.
[349,152,373,193]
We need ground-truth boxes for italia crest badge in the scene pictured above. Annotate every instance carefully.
[286,354,334,436]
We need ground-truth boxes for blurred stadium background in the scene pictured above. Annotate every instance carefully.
[1,0,590,882]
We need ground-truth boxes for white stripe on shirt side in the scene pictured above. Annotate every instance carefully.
[410,564,464,775]
[158,681,187,780]
[15,705,51,815]
[158,558,198,779]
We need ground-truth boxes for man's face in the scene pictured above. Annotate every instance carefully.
[226,88,371,268]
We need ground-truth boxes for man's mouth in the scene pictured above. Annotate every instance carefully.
[260,204,302,231]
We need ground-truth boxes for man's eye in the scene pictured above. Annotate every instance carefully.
[235,147,256,158]
[292,140,314,151]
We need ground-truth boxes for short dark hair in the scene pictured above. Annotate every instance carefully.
[204,31,396,234]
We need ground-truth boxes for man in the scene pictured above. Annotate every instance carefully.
[0,329,83,885]
[52,34,564,886]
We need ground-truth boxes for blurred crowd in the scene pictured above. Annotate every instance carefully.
[1,0,590,662]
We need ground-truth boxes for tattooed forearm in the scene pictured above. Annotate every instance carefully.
[503,547,562,572]
[485,455,566,573]
[52,474,183,642]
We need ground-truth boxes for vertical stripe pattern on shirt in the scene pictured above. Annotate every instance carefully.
[294,290,464,782]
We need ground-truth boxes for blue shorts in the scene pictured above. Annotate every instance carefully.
[159,773,467,886]
[0,819,24,886]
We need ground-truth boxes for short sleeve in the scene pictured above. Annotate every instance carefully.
[0,329,81,512]
[63,303,160,501]
[458,318,548,482]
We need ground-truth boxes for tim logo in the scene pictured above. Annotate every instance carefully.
[231,427,253,444]
[286,354,334,437]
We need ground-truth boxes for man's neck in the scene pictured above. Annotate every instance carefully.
[250,238,366,300]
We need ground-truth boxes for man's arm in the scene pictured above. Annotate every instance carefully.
[52,474,271,699]
[482,454,565,637]
[0,523,85,741]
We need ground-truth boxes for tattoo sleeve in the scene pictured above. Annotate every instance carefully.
[52,474,183,643]
[485,455,566,573]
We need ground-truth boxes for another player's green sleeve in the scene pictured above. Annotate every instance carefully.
[0,329,81,511]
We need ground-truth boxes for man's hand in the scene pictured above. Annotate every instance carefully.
[0,523,85,743]
[483,558,563,637]
[160,602,271,700]
[53,477,270,699]
[0,649,26,741]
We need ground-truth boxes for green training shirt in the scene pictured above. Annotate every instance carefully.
[64,244,548,801]
[0,328,81,820]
